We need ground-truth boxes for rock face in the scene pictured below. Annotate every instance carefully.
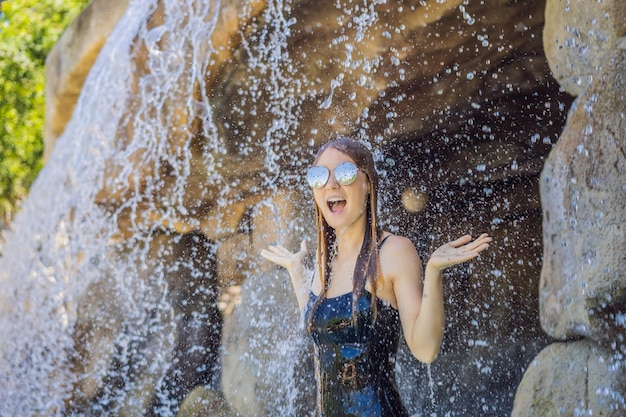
[513,339,625,416]
[542,0,626,96]
[11,0,620,415]
[512,1,626,415]
[539,39,625,343]
[44,0,131,163]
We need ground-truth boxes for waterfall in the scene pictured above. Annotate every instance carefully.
[0,1,226,414]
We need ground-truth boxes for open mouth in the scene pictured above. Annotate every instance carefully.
[327,197,346,213]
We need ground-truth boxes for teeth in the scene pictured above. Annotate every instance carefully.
[327,197,344,203]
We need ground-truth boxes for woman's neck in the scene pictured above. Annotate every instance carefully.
[334,217,366,256]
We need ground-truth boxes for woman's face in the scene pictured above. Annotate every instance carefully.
[312,147,369,232]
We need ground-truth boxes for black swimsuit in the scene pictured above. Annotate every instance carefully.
[305,240,409,417]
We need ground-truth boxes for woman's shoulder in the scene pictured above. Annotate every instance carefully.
[379,232,421,268]
[378,232,422,294]
[379,232,416,252]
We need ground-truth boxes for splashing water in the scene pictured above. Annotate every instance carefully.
[0,0,322,414]
[0,0,492,414]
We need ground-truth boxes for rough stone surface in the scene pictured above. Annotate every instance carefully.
[177,386,240,417]
[213,0,559,152]
[512,339,626,417]
[543,0,626,97]
[539,38,626,342]
[510,20,626,417]
[221,191,315,416]
[44,0,130,162]
[67,232,222,415]
[221,271,316,417]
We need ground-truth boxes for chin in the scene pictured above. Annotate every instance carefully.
[324,218,342,230]
[326,214,363,232]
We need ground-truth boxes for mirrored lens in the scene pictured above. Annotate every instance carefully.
[334,161,358,185]
[306,166,330,188]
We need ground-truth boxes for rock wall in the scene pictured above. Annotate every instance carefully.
[37,0,622,416]
[44,0,131,163]
[512,0,626,415]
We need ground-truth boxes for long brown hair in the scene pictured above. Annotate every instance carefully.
[307,136,383,328]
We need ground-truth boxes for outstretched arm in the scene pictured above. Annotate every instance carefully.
[260,239,309,310]
[385,234,491,363]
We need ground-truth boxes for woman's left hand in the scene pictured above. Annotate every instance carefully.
[426,233,492,272]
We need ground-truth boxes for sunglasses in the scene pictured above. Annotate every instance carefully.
[306,161,363,189]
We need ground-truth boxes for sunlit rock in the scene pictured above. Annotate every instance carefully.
[221,272,315,416]
[512,339,626,417]
[177,386,239,417]
[221,190,315,415]
[543,0,626,97]
[511,20,626,417]
[539,38,626,343]
[66,232,222,415]
[44,0,131,163]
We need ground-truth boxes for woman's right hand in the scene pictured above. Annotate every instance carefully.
[261,239,309,309]
[260,239,307,274]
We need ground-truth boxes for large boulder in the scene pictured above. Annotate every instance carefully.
[513,339,626,416]
[542,0,626,96]
[539,38,626,343]
[511,2,626,415]
[45,0,130,162]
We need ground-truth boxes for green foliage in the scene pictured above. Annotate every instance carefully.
[0,0,90,224]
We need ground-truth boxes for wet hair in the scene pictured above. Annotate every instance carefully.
[307,136,383,328]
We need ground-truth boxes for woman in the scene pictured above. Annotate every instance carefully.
[261,137,491,416]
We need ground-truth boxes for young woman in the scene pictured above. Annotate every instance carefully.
[261,137,491,416]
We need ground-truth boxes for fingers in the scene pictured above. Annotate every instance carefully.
[473,234,492,250]
[260,240,308,267]
[433,233,491,267]
[260,244,288,261]
[445,247,486,265]
[450,233,492,250]
[259,248,279,261]
[267,244,288,254]
[449,234,473,248]
[465,234,492,252]
[474,233,491,243]
[294,239,308,257]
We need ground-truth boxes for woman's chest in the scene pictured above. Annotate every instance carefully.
[308,293,373,345]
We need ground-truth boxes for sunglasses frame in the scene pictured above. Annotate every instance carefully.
[306,161,363,189]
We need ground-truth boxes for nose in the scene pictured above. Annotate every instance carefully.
[325,172,339,189]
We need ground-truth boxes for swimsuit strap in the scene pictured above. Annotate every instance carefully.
[378,234,392,249]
